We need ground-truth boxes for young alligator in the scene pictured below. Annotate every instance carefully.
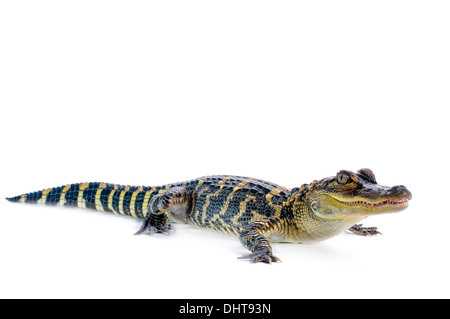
[6,169,412,263]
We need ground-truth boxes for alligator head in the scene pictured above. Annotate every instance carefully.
[308,168,412,220]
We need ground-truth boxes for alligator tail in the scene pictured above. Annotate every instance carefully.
[6,182,164,219]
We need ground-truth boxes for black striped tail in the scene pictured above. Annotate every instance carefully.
[6,182,164,219]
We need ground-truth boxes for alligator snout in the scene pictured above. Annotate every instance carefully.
[390,185,412,200]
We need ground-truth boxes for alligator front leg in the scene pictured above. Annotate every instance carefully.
[238,217,283,264]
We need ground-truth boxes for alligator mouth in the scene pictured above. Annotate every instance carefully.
[312,194,411,219]
[341,199,409,208]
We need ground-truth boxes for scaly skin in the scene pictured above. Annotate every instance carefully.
[6,169,412,263]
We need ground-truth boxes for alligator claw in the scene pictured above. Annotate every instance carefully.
[348,224,382,236]
[134,223,174,236]
[238,252,282,264]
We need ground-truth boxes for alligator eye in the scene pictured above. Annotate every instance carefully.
[337,173,350,185]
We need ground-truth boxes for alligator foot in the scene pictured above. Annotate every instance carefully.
[135,224,174,236]
[134,214,174,236]
[237,251,282,264]
[348,224,382,236]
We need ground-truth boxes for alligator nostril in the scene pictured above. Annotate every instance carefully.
[391,185,412,199]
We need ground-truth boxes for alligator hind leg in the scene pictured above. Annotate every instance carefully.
[134,187,188,236]
[348,224,382,236]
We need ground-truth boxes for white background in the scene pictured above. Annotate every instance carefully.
[0,1,449,299]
